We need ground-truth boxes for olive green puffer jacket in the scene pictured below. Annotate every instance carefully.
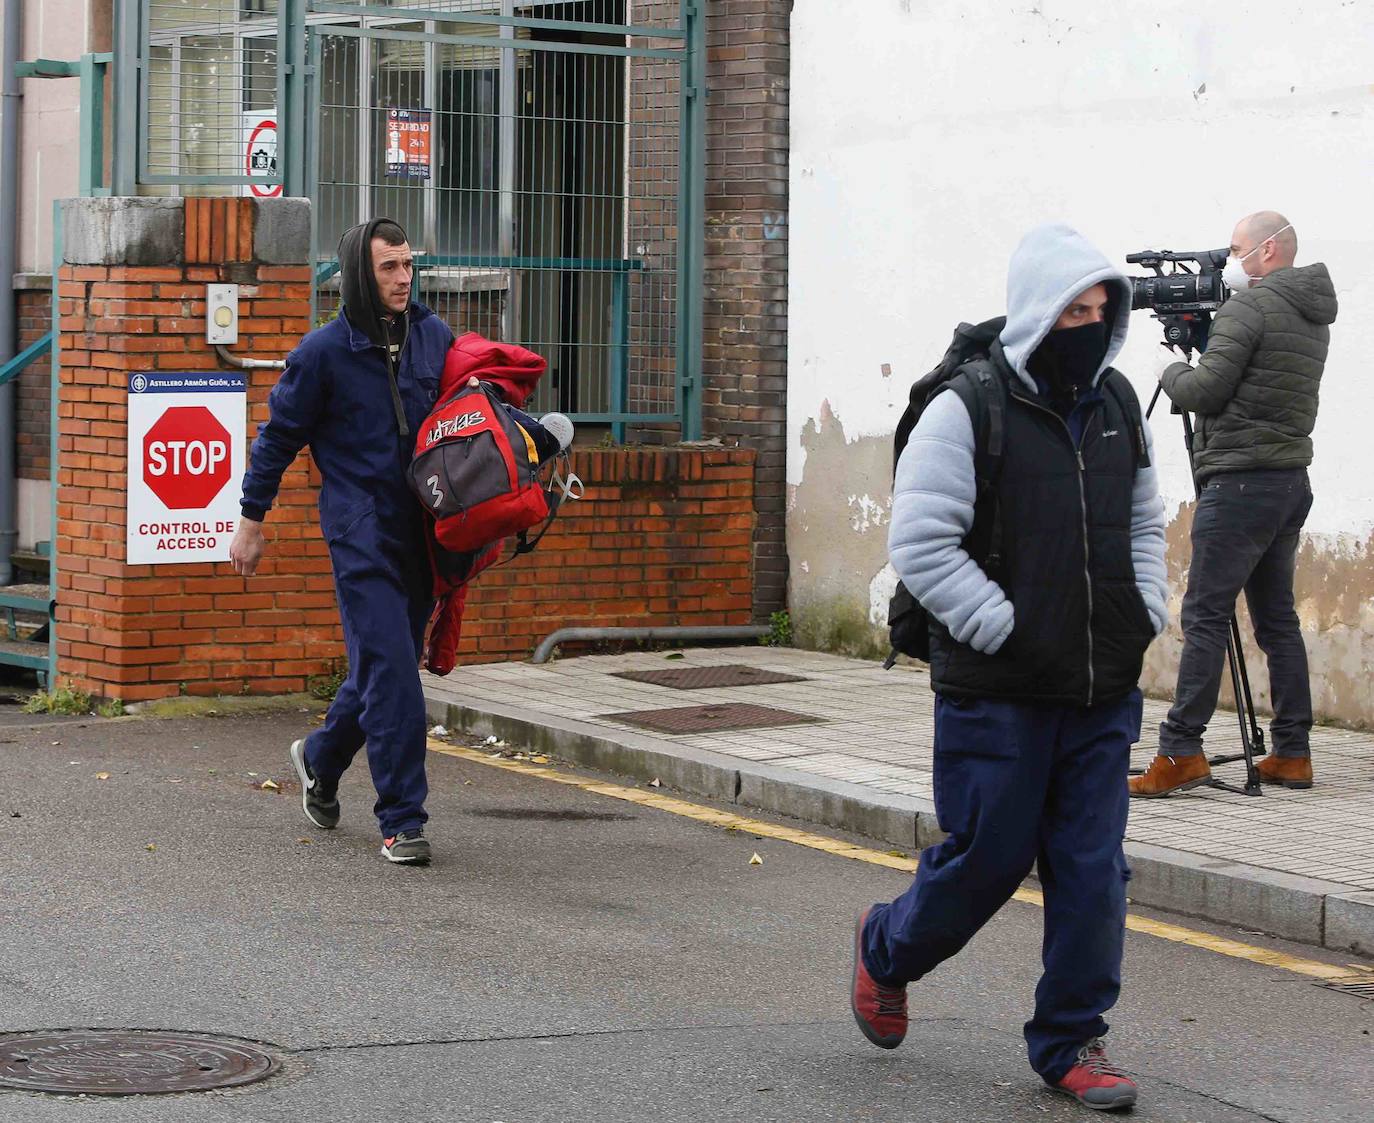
[1160,263,1337,481]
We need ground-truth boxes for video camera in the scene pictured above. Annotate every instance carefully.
[1126,247,1230,356]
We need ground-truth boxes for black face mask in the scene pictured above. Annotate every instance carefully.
[1030,320,1108,413]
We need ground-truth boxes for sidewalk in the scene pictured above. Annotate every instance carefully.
[423,646,1374,956]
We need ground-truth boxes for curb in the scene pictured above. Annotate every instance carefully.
[425,690,1374,959]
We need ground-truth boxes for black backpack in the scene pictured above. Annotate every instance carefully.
[882,318,1148,668]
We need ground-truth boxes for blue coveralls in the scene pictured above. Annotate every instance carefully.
[241,304,452,836]
[863,379,1144,1085]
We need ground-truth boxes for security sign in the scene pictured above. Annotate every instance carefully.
[242,110,281,199]
[127,373,247,565]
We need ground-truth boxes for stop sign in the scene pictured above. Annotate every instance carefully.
[143,406,232,510]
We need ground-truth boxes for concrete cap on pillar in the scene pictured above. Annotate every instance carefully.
[60,198,185,267]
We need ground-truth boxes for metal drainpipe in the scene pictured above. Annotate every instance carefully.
[213,344,285,372]
[0,0,23,586]
[531,625,770,665]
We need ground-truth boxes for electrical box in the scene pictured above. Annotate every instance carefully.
[205,284,240,345]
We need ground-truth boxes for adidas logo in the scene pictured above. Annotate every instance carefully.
[426,409,487,444]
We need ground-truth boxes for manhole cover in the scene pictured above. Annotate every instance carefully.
[613,664,807,690]
[603,702,820,734]
[0,1029,282,1096]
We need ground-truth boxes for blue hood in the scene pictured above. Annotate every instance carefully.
[998,224,1133,392]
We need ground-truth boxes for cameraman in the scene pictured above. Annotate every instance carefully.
[1131,213,1337,797]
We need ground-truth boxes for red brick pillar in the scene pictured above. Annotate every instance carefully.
[55,196,342,702]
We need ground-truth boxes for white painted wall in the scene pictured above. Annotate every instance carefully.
[787,1,1374,720]
[788,0,1374,537]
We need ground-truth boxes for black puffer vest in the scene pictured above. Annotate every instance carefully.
[929,346,1153,706]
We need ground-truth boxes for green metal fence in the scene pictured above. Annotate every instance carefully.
[120,0,703,439]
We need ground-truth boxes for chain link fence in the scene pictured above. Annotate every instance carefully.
[128,0,700,433]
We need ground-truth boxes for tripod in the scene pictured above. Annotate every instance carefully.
[1145,377,1266,796]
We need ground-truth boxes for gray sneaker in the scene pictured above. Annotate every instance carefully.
[381,829,431,865]
[289,738,340,829]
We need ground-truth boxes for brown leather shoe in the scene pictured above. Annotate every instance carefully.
[1256,754,1314,789]
[1129,753,1212,797]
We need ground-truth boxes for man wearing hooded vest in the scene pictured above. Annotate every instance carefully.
[850,225,1169,1111]
[230,218,453,865]
[1131,212,1337,798]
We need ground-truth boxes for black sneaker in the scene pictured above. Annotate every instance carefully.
[289,738,340,829]
[381,829,431,865]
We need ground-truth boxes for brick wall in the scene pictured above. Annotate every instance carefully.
[16,284,52,480]
[457,446,756,662]
[55,197,340,701]
[628,1,790,622]
[701,0,789,620]
[53,196,757,701]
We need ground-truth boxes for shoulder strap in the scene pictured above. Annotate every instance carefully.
[513,456,584,557]
[948,361,1007,489]
[946,361,1008,571]
[1101,370,1150,469]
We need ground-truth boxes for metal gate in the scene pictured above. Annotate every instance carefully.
[119,0,703,439]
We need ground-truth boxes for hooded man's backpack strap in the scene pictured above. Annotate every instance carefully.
[1100,369,1150,469]
[948,361,1008,572]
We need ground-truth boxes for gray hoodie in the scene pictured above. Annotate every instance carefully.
[888,224,1169,656]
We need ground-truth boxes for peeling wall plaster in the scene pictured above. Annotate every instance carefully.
[792,403,1374,728]
[788,405,893,659]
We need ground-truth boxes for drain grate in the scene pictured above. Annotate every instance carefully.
[0,1029,282,1096]
[603,702,820,734]
[1314,976,1374,1000]
[613,664,807,690]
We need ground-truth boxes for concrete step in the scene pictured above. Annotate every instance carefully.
[0,636,49,671]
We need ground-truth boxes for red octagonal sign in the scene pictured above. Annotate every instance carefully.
[143,406,232,510]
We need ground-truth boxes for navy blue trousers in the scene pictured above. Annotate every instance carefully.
[863,690,1141,1083]
[305,506,433,837]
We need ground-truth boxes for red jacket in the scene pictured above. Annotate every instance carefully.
[422,333,548,675]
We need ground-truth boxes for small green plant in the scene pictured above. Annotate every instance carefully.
[97,699,126,719]
[761,610,793,648]
[25,680,94,716]
[308,659,348,701]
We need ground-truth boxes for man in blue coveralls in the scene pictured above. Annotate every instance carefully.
[230,218,452,865]
[850,225,1169,1110]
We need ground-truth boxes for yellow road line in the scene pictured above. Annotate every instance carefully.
[430,740,1362,983]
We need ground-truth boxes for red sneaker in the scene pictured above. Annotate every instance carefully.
[1053,1038,1138,1111]
[850,908,907,1049]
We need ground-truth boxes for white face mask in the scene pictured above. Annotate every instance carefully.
[1222,223,1292,291]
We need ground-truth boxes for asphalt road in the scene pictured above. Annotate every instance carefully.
[0,710,1370,1122]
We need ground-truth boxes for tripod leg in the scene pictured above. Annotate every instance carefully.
[1229,614,1266,756]
[1226,630,1263,795]
[1146,382,1164,420]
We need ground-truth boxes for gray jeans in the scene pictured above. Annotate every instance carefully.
[1160,468,1314,758]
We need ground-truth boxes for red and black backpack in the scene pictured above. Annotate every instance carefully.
[409,377,555,555]
[413,333,583,676]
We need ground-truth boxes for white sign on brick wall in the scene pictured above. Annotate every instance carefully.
[126,372,247,565]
